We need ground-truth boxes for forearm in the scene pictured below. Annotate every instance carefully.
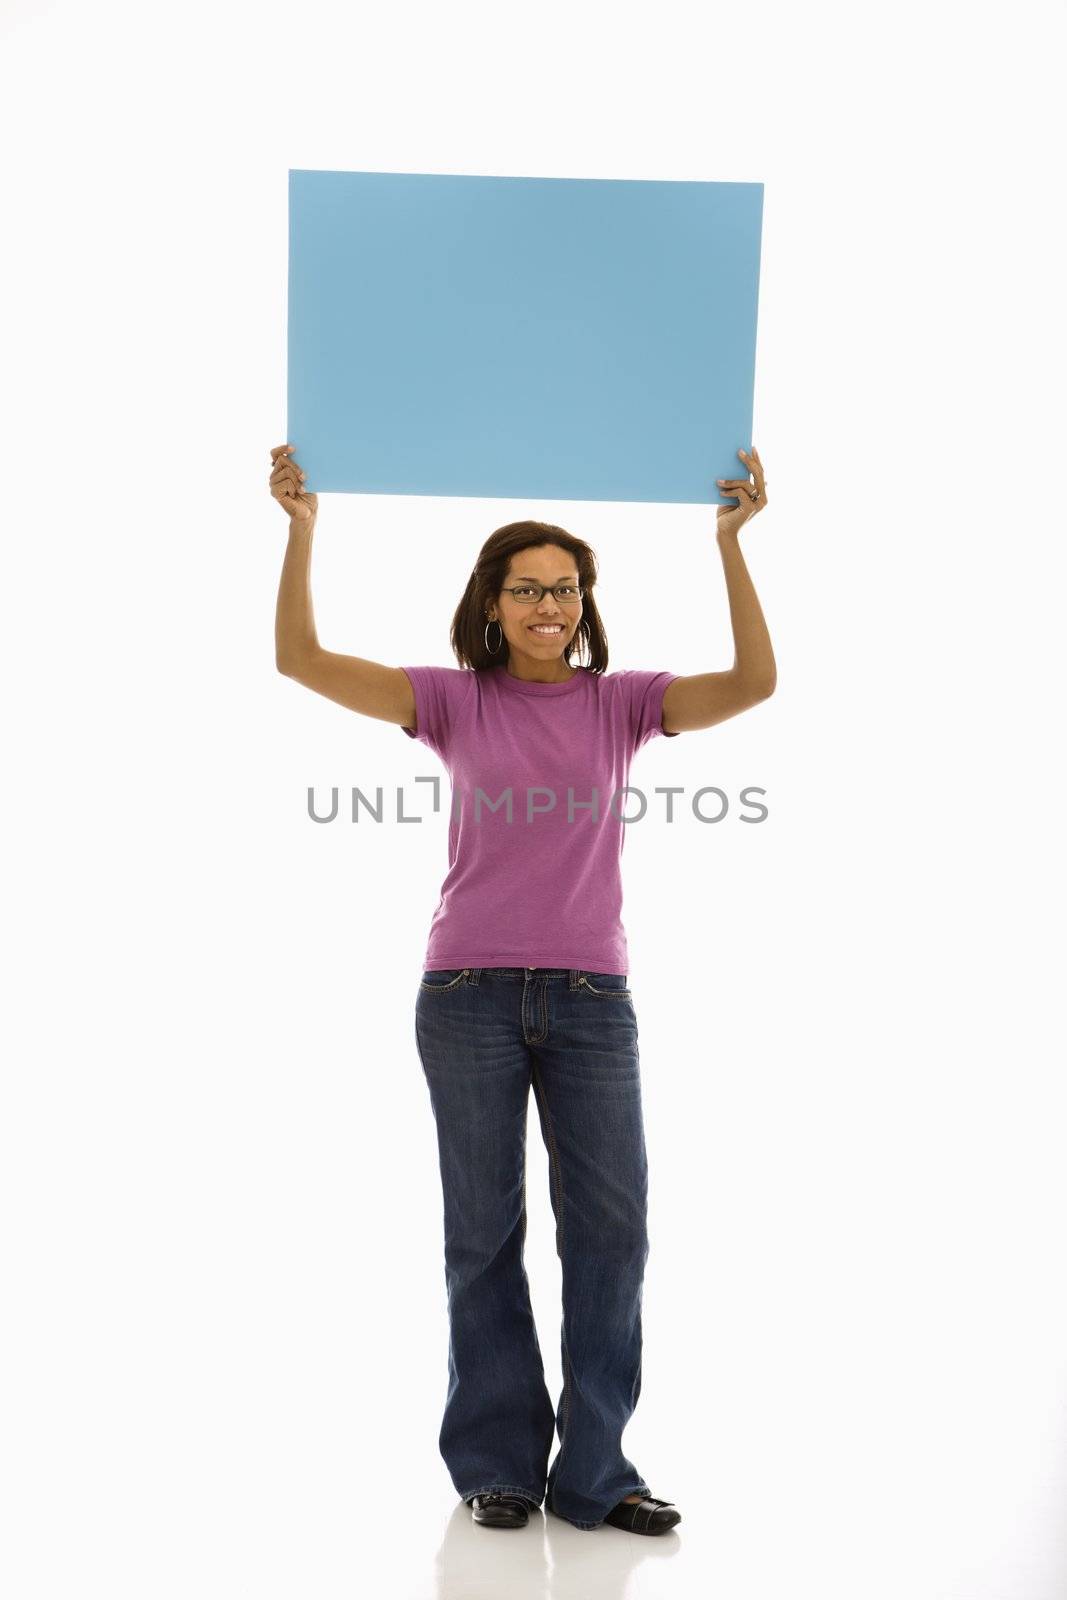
[716,528,777,693]
[275,516,321,671]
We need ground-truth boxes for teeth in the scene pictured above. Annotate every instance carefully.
[531,625,563,633]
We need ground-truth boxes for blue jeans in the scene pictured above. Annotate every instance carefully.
[414,966,653,1531]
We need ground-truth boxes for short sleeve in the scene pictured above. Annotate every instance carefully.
[624,669,683,751]
[398,665,466,761]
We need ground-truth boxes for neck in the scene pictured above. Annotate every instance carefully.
[503,658,579,685]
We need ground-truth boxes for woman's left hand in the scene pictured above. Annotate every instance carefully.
[716,446,768,539]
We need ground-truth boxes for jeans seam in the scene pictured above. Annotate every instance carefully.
[530,1061,572,1482]
[463,1482,543,1506]
[577,974,634,999]
[418,969,471,993]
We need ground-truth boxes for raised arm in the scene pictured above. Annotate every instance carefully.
[270,443,416,728]
[661,445,776,734]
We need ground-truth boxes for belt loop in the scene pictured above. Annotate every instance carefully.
[469,968,481,986]
[568,968,579,990]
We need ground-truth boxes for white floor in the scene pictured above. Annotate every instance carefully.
[400,1487,687,1600]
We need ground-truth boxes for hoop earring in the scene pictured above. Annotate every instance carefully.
[484,618,503,655]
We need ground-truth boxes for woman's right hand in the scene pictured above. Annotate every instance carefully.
[269,443,318,523]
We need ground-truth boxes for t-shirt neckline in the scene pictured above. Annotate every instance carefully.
[491,664,588,696]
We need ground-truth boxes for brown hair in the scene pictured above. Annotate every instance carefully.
[449,520,610,673]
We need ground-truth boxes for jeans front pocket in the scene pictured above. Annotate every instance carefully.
[419,968,471,993]
[577,971,633,1000]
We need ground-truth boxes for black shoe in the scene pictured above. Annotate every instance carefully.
[602,1496,682,1535]
[470,1493,535,1528]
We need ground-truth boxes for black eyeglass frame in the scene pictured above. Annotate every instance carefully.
[500,584,584,604]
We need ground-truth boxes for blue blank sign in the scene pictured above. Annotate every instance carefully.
[287,169,763,505]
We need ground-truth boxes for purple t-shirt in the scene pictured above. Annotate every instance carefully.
[400,662,681,973]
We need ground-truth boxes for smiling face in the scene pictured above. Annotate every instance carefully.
[487,543,584,675]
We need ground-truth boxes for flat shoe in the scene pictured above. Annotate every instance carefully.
[602,1496,681,1535]
[470,1493,533,1528]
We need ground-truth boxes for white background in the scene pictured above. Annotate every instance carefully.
[3,2,1065,1597]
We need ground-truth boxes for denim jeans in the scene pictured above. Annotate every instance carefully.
[414,965,653,1530]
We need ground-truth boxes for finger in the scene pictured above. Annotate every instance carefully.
[738,449,761,487]
[270,461,306,485]
[270,443,295,462]
[269,474,301,496]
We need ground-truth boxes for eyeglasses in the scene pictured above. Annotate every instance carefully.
[502,584,583,604]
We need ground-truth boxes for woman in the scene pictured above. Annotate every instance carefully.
[270,442,774,1535]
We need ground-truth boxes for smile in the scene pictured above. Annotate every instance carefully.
[529,624,564,634]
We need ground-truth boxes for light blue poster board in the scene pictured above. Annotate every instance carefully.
[287,169,763,506]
